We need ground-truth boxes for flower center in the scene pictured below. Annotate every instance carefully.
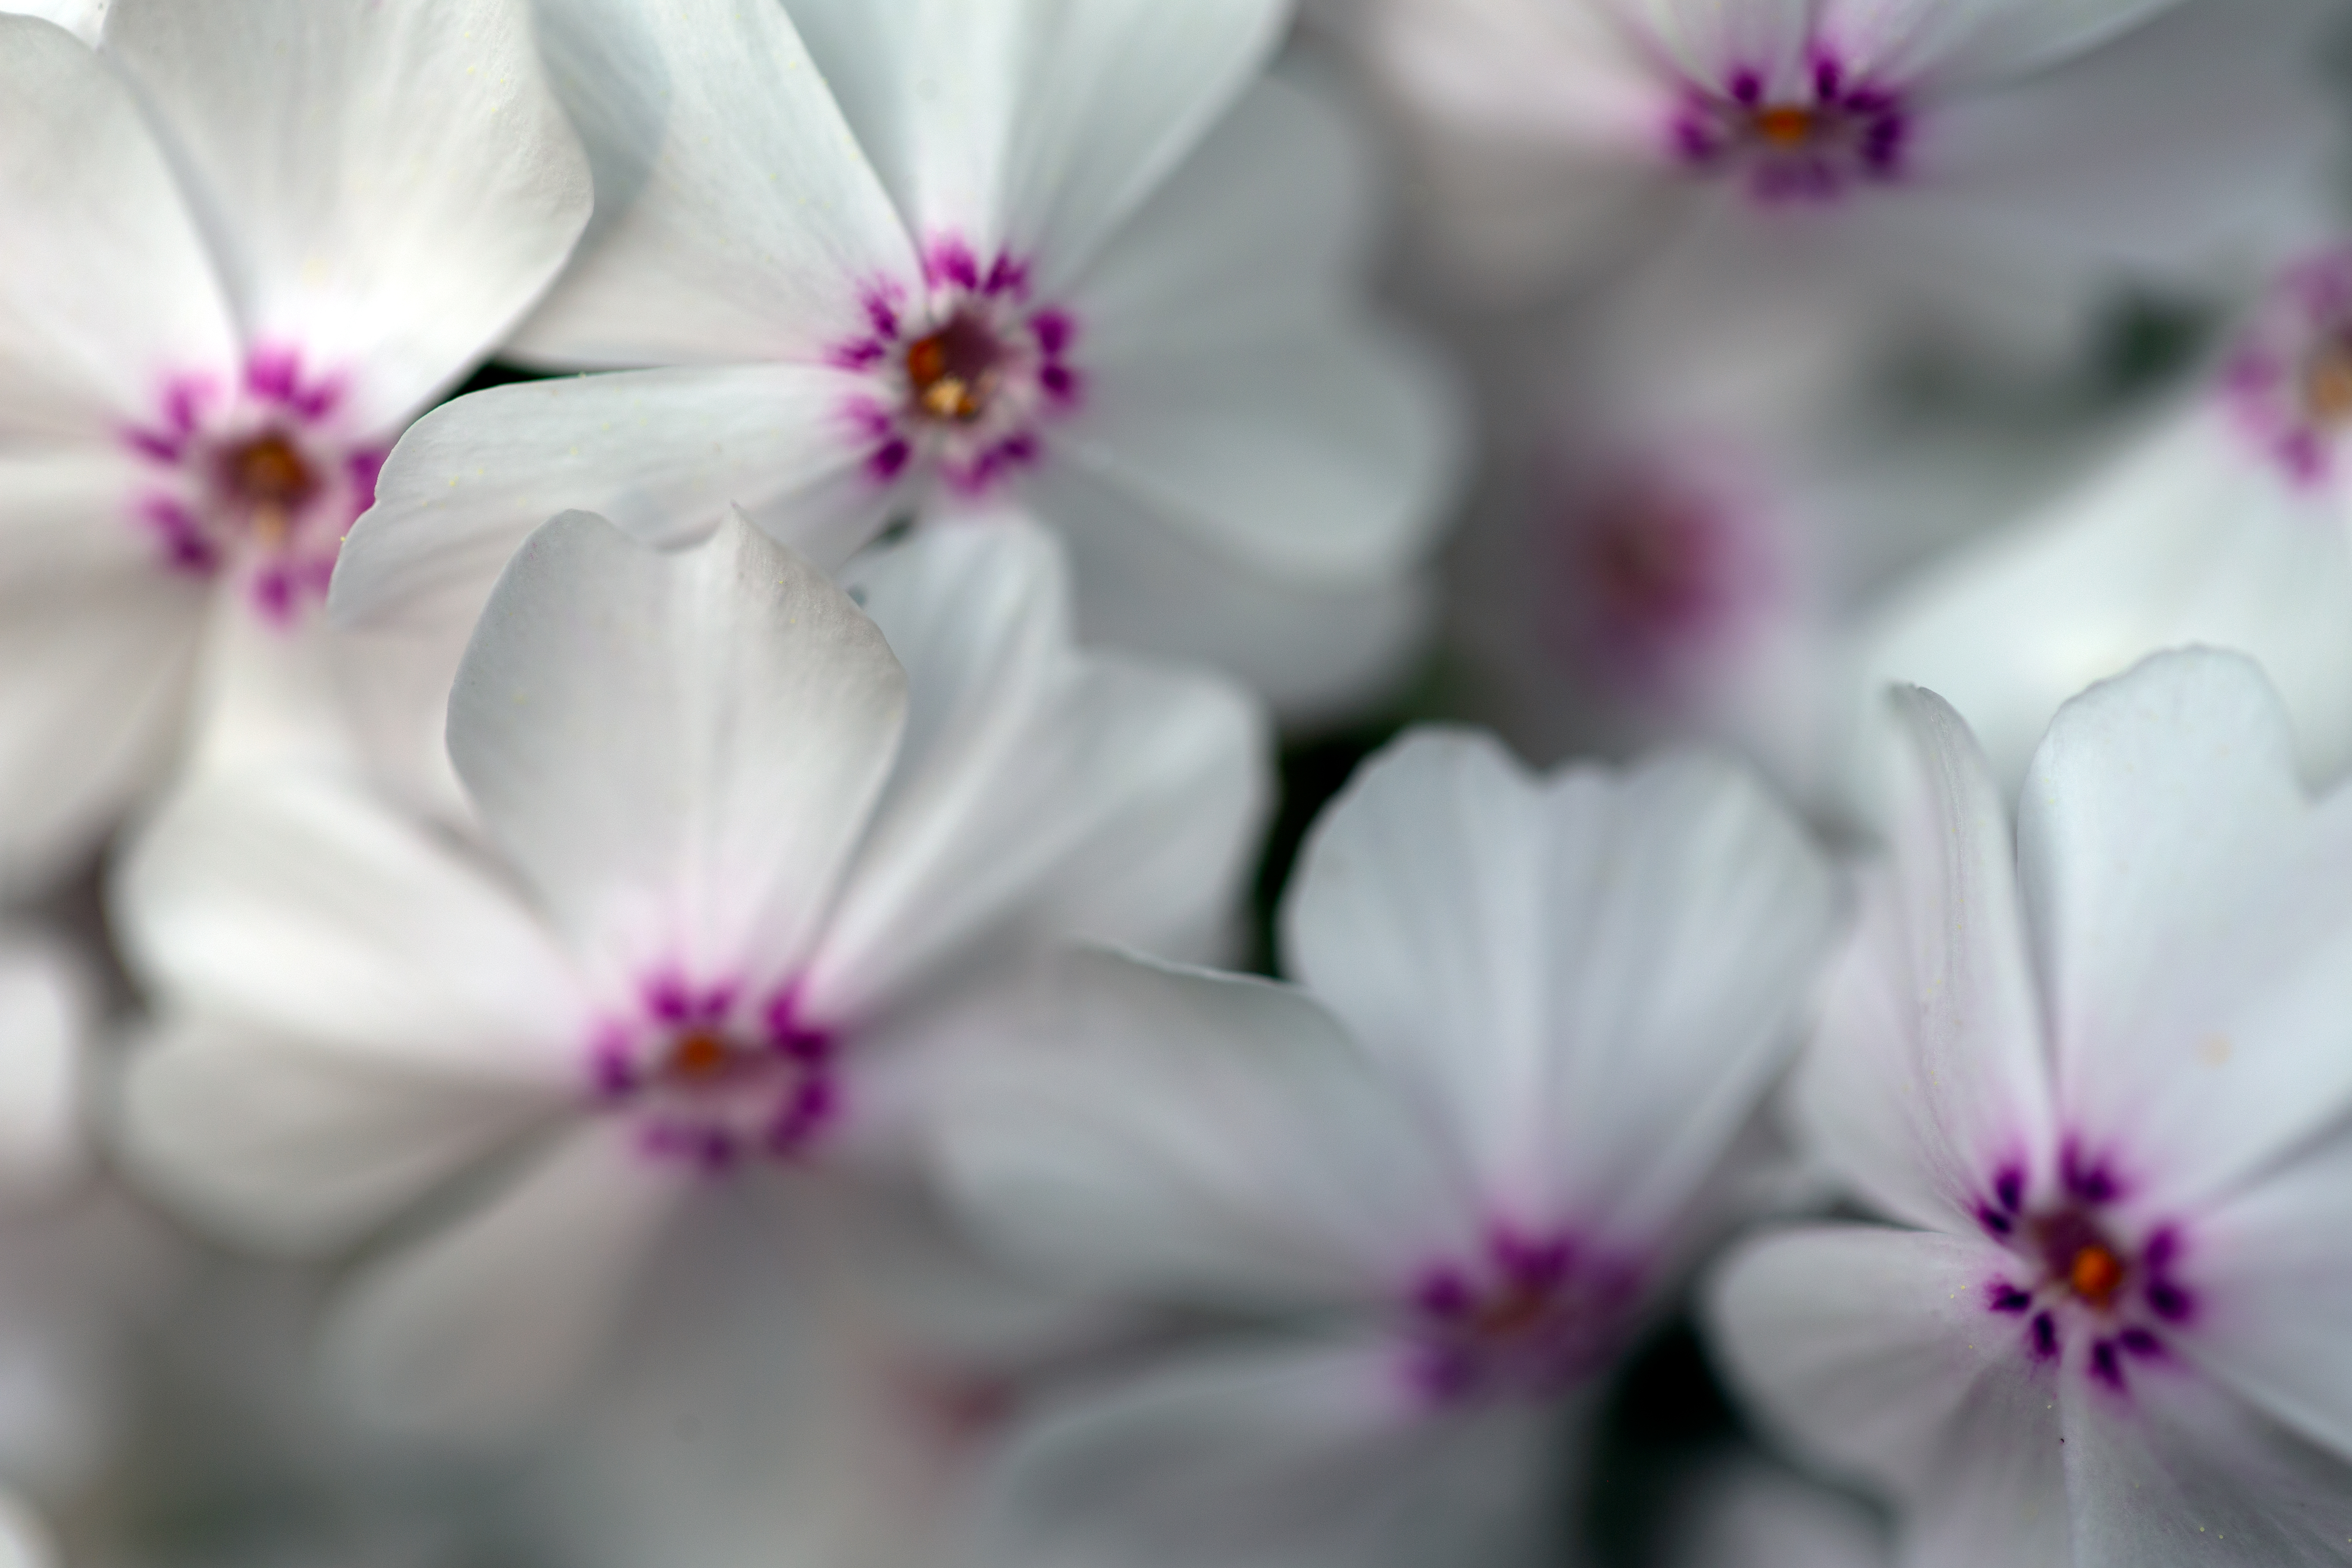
[905,312,1004,425]
[124,353,383,622]
[594,981,837,1172]
[2301,330,2352,428]
[1405,1235,1639,1405]
[1749,104,1818,149]
[1672,60,1910,201]
[831,240,1083,497]
[1977,1153,2196,1391]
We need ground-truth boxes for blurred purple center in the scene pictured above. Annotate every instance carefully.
[593,977,837,1173]
[1672,57,1910,202]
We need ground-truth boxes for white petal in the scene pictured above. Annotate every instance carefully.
[1027,458,1436,724]
[1059,322,1460,584]
[509,0,918,367]
[1898,0,2220,83]
[0,16,236,436]
[1284,730,1838,1238]
[801,519,1268,1020]
[2019,651,2352,1213]
[117,1016,561,1256]
[2063,1354,2352,1567]
[973,1336,1564,1568]
[105,0,593,430]
[812,0,1287,295]
[447,510,907,985]
[1857,413,2352,797]
[114,771,586,1082]
[1705,1226,2073,1568]
[4,1,100,43]
[0,936,86,1200]
[2187,1127,2352,1463]
[323,1118,687,1439]
[1065,75,1376,355]
[1913,0,2334,274]
[936,949,1477,1309]
[1602,0,1815,94]
[0,1492,51,1568]
[0,568,205,893]
[329,364,892,634]
[1794,687,2056,1233]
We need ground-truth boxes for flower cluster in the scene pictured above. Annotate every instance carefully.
[0,1,2341,1565]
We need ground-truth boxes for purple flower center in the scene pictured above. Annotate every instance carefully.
[1405,1233,1641,1406]
[831,238,1082,497]
[593,977,837,1173]
[2222,249,2352,488]
[1976,1147,2195,1394]
[1672,57,1911,203]
[122,348,385,625]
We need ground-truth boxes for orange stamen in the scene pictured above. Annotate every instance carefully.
[1752,106,1817,148]
[2069,1243,2126,1308]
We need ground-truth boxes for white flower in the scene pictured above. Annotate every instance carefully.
[0,0,589,886]
[1359,0,2334,352]
[331,0,1460,721]
[113,508,1266,1440]
[1709,650,2352,1565]
[1857,245,2352,797]
[0,2,100,44]
[935,728,1837,1568]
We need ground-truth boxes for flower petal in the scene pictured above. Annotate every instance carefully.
[0,936,86,1201]
[1706,1226,2073,1568]
[117,1016,562,1256]
[797,0,1286,294]
[322,1118,687,1438]
[936,949,1477,1309]
[801,518,1268,1021]
[2187,1127,2352,1464]
[1058,323,1459,585]
[1284,729,1838,1239]
[1051,77,1462,585]
[446,509,907,986]
[2062,1352,2352,1567]
[114,770,586,1082]
[0,14,236,434]
[104,0,593,430]
[2018,650,2352,1213]
[1856,413,2352,796]
[509,0,918,367]
[972,1335,1565,1568]
[1793,686,2055,1232]
[329,364,890,635]
[1025,459,1436,724]
[0,567,205,893]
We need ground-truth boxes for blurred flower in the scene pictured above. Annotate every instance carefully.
[1712,651,2352,1564]
[0,0,589,888]
[1361,0,2334,362]
[114,511,1266,1440]
[334,0,1462,723]
[936,728,1838,1568]
[1858,245,2352,797]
